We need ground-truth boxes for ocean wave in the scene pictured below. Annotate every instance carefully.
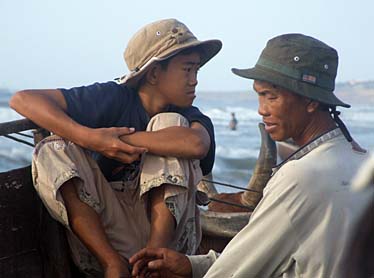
[0,101,373,192]
[0,145,32,171]
[203,106,260,122]
[210,168,252,193]
[216,145,259,159]
[215,155,258,170]
[342,112,374,126]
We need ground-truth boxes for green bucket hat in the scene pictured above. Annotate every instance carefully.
[232,33,350,108]
[118,18,222,88]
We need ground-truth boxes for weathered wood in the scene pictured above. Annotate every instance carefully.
[200,210,250,238]
[0,119,38,136]
[241,123,277,208]
[0,166,43,277]
[0,166,76,277]
[198,234,232,254]
[39,205,76,278]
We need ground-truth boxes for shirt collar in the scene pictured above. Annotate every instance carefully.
[273,127,342,174]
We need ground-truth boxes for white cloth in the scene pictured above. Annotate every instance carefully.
[189,129,373,278]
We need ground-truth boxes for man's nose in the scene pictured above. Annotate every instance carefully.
[189,72,198,87]
[258,100,269,116]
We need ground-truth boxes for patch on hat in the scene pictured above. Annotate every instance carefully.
[302,74,317,84]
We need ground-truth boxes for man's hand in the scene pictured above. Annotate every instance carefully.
[87,127,147,164]
[129,248,192,278]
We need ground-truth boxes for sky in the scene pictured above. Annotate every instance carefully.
[1,0,373,92]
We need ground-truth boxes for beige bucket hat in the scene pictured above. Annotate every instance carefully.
[118,18,222,88]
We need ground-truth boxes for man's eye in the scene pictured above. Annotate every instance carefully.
[183,68,192,72]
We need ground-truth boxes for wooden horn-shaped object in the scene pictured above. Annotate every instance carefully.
[241,123,277,208]
[200,123,277,243]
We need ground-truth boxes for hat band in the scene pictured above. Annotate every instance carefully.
[256,57,335,91]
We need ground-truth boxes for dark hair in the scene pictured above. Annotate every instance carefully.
[319,103,330,111]
[158,46,202,70]
[136,46,202,90]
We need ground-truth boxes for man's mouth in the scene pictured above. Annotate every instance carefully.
[187,91,196,98]
[263,121,277,133]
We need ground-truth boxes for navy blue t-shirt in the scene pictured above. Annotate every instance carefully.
[60,81,215,179]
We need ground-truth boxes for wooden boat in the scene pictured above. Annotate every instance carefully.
[0,119,277,277]
[0,119,81,277]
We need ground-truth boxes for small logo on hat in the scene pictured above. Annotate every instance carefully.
[302,74,317,84]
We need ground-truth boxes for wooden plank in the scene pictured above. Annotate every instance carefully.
[0,249,43,277]
[0,119,38,136]
[0,166,76,277]
[0,166,43,277]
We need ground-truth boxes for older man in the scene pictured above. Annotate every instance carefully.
[129,34,374,278]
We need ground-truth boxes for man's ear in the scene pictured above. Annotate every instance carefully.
[145,65,160,85]
[306,99,320,113]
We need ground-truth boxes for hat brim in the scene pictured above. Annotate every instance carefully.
[120,39,222,88]
[232,66,350,108]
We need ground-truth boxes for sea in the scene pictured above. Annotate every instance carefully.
[0,90,373,193]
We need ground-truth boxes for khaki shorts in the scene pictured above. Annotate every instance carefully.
[31,113,203,274]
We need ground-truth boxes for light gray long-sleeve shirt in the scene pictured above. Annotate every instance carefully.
[189,129,373,277]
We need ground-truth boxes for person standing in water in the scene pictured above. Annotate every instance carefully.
[229,112,238,130]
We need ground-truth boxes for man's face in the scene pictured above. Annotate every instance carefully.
[253,80,311,143]
[156,51,201,107]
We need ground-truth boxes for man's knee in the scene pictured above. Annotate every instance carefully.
[147,113,189,131]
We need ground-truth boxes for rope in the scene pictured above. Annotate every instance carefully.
[330,108,353,142]
[3,134,34,147]
[208,197,254,211]
[15,132,34,139]
[202,179,261,194]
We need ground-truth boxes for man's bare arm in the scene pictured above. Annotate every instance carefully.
[10,89,146,163]
[120,122,211,159]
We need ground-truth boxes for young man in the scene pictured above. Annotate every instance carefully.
[10,18,222,277]
[129,34,373,277]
